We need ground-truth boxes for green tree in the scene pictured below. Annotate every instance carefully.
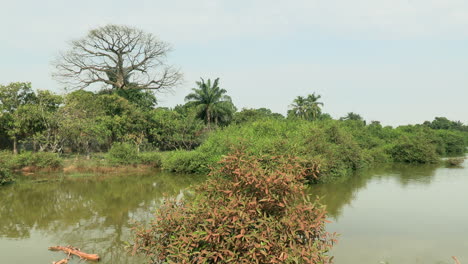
[0,82,36,154]
[288,93,324,121]
[16,90,64,152]
[340,112,366,125]
[99,88,157,110]
[148,107,204,150]
[185,78,236,128]
[59,91,110,156]
[233,108,284,124]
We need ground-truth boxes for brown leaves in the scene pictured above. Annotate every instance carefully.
[133,150,335,263]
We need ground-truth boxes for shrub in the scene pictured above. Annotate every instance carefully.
[7,151,63,170]
[389,135,439,164]
[445,157,465,167]
[133,150,336,263]
[0,167,13,185]
[139,152,163,167]
[435,130,466,155]
[107,142,140,165]
[161,150,214,174]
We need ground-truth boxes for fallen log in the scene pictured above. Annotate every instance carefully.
[52,258,68,264]
[48,246,100,261]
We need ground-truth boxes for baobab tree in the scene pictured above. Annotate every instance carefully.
[53,24,182,92]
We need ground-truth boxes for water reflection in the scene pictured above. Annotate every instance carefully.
[309,163,440,219]
[0,172,204,263]
[312,159,468,264]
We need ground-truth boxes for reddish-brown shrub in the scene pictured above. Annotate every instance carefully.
[133,150,336,263]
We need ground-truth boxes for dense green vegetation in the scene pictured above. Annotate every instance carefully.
[159,119,467,182]
[1,79,467,183]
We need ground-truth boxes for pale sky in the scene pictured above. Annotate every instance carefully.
[1,0,468,126]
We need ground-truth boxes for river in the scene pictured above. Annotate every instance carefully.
[0,159,466,264]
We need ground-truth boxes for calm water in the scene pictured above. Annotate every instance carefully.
[0,160,467,264]
[312,159,468,264]
[0,171,205,264]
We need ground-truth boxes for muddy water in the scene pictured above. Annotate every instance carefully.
[0,172,204,264]
[312,159,468,264]
[1,159,467,264]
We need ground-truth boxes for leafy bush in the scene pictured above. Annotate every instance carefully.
[161,150,214,174]
[133,150,336,263]
[107,142,140,165]
[7,151,63,169]
[0,167,13,185]
[435,130,466,155]
[139,152,163,167]
[389,135,439,164]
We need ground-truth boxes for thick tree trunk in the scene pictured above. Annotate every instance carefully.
[206,110,211,130]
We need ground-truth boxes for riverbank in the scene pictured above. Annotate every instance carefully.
[1,119,467,185]
[158,119,468,183]
[0,151,163,183]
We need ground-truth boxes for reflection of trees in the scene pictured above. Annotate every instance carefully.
[0,172,203,263]
[308,169,373,219]
[308,163,439,219]
[391,163,438,186]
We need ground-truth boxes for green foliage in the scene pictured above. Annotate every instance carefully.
[0,167,13,185]
[148,107,204,151]
[185,78,236,128]
[288,93,324,121]
[389,134,439,164]
[198,119,379,182]
[162,150,213,174]
[0,82,37,153]
[107,142,140,165]
[99,88,157,110]
[1,151,63,170]
[133,151,335,263]
[340,112,366,126]
[232,108,284,124]
[435,130,466,155]
[161,118,465,182]
[139,152,163,167]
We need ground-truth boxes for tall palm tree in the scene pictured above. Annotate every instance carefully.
[289,93,323,120]
[305,93,323,120]
[185,78,235,128]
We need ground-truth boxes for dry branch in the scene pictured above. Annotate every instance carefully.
[52,258,68,264]
[49,246,100,261]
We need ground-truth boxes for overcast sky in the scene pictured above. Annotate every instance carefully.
[1,0,468,126]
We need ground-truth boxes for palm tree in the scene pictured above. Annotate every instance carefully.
[289,93,323,120]
[340,112,366,125]
[185,78,236,128]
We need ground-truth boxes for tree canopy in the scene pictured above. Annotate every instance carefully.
[185,78,236,128]
[53,24,181,92]
[288,93,324,120]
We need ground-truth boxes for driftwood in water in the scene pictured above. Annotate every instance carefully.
[52,258,68,264]
[453,256,461,264]
[49,246,100,261]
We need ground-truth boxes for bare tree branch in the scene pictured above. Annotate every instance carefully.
[52,24,182,91]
